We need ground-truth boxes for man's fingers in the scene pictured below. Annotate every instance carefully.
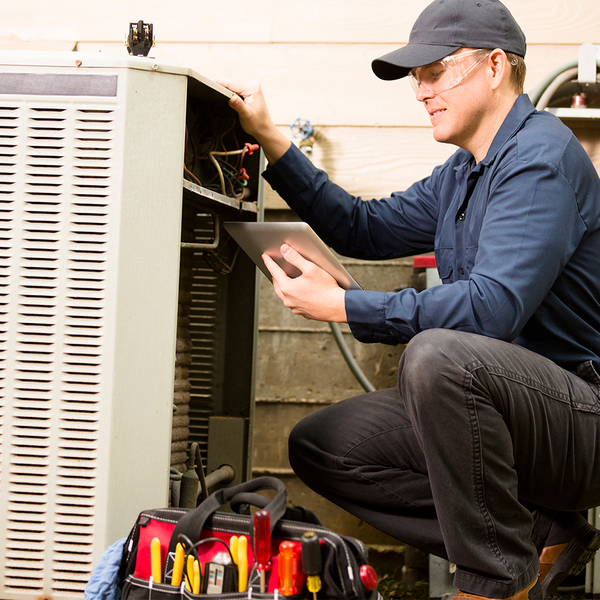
[263,245,310,280]
[263,246,346,323]
[214,78,232,91]
[262,253,286,280]
[214,79,261,102]
[215,79,246,96]
[280,244,311,272]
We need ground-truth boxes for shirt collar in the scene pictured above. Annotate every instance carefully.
[479,94,536,167]
[453,94,536,182]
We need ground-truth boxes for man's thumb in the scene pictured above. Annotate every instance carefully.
[228,94,242,110]
[281,244,297,261]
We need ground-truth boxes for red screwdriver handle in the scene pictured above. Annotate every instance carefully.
[253,510,272,571]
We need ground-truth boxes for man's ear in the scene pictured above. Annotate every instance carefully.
[489,49,509,91]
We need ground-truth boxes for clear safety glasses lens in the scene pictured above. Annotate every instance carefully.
[410,50,490,96]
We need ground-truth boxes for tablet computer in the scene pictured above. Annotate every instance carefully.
[223,221,362,291]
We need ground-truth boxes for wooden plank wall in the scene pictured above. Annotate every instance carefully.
[2,0,599,208]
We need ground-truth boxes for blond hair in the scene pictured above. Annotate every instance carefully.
[506,53,526,94]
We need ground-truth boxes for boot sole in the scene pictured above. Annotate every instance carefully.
[541,524,600,600]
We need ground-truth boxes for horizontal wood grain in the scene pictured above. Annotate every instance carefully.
[264,125,456,209]
[264,119,600,209]
[2,0,596,214]
[2,0,599,45]
[73,41,587,128]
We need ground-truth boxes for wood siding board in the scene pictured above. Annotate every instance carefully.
[73,42,585,128]
[2,1,599,44]
[264,126,456,208]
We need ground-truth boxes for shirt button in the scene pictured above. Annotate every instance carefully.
[458,213,466,221]
[459,268,465,275]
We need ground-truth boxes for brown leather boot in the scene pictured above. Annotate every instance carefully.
[453,577,540,600]
[539,522,600,600]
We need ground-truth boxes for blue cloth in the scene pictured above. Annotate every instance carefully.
[85,538,126,600]
[263,94,600,372]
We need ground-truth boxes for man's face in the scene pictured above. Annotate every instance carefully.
[410,49,493,150]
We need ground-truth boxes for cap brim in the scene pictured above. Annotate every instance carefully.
[372,43,461,80]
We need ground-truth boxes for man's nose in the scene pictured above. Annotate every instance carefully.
[415,83,434,102]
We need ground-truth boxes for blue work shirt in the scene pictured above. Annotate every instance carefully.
[262,95,600,373]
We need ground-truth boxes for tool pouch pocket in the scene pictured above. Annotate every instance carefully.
[121,576,280,600]
[118,476,381,600]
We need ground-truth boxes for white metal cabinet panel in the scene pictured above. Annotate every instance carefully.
[0,51,187,598]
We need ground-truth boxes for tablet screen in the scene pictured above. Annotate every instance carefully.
[224,221,362,291]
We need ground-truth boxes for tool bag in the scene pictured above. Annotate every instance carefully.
[118,476,381,600]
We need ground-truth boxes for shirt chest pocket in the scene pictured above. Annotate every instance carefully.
[434,245,479,281]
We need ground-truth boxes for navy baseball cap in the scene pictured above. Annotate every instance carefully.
[372,0,526,80]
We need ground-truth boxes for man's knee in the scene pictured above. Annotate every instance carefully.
[400,329,463,381]
[288,418,306,463]
[288,417,307,461]
[398,329,485,417]
[288,410,325,478]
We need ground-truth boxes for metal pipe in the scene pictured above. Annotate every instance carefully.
[180,442,201,508]
[329,322,376,393]
[535,67,579,110]
[181,209,220,250]
[204,464,236,490]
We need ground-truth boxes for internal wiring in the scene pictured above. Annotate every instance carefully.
[208,147,250,198]
[182,107,258,277]
[184,165,203,187]
[202,240,240,275]
[183,106,254,200]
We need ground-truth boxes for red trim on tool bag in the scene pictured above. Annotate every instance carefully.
[133,518,177,580]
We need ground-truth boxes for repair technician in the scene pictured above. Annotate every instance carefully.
[219,1,600,599]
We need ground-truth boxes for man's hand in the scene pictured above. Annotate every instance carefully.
[215,79,291,165]
[262,244,347,323]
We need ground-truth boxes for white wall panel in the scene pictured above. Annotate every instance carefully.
[263,126,456,208]
[2,1,600,45]
[72,42,585,128]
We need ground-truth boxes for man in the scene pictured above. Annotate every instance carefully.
[219,1,600,599]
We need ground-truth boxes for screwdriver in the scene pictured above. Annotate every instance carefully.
[359,564,379,592]
[230,535,239,565]
[253,509,272,593]
[150,537,162,583]
[186,555,195,591]
[192,559,201,594]
[238,535,249,592]
[171,542,185,586]
[278,540,298,596]
[301,531,322,600]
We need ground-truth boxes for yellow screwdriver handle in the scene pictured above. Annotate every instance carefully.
[150,537,162,584]
[171,542,185,586]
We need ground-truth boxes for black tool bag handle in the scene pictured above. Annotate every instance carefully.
[230,492,323,526]
[167,476,287,555]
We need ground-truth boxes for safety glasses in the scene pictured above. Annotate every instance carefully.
[409,49,491,96]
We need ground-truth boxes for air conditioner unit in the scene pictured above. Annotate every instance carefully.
[0,50,262,598]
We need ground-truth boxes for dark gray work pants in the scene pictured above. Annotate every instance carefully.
[288,329,600,598]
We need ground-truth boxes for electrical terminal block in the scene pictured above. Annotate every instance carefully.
[126,20,155,56]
